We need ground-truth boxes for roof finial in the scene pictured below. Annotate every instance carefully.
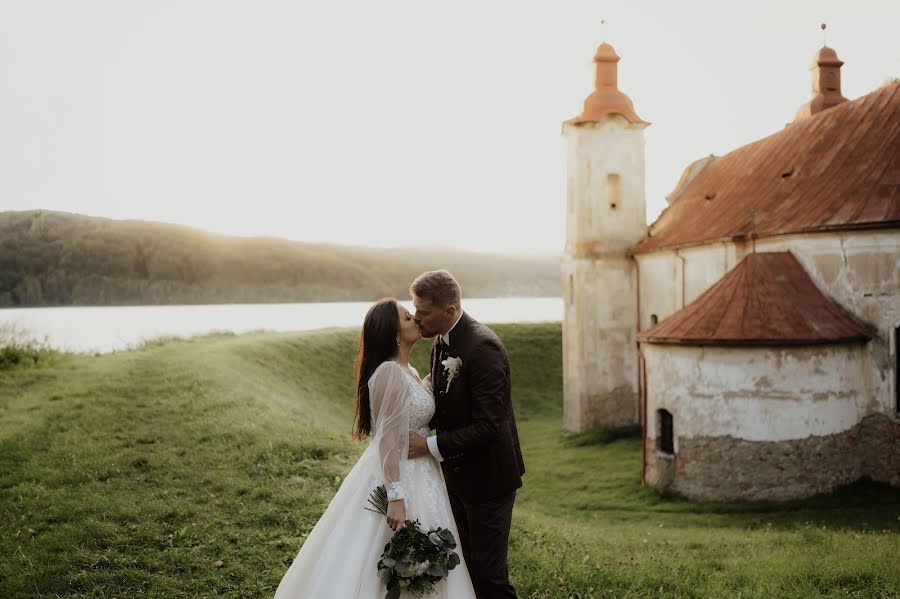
[821,22,827,46]
[794,40,847,120]
[566,40,648,125]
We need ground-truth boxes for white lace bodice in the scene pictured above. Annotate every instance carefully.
[399,368,435,437]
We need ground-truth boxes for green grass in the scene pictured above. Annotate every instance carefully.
[0,322,53,371]
[0,323,898,598]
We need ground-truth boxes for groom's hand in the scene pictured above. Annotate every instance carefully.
[408,433,429,458]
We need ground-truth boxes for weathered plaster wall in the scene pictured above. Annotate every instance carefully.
[564,117,647,252]
[636,229,900,416]
[562,256,638,431]
[644,344,870,441]
[562,117,647,432]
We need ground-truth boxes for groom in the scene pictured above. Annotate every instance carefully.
[408,270,525,599]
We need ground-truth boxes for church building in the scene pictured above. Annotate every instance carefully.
[562,42,899,501]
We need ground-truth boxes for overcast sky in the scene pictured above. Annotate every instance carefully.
[1,1,897,254]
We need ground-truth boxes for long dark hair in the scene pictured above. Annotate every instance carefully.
[353,298,400,440]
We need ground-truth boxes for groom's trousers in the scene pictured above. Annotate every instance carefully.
[448,488,518,599]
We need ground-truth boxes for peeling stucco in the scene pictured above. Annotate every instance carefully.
[644,343,871,441]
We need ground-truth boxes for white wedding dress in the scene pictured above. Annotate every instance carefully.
[274,360,477,598]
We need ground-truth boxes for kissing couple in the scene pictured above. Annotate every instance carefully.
[274,270,525,598]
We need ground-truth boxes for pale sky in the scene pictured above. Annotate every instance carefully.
[1,1,897,254]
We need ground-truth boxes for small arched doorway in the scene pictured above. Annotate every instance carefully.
[657,409,674,454]
[655,409,675,494]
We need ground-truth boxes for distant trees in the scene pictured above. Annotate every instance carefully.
[0,211,561,307]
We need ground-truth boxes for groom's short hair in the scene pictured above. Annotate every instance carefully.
[410,270,461,309]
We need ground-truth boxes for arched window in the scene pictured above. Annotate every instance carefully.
[656,409,674,454]
[568,274,574,305]
[650,314,658,326]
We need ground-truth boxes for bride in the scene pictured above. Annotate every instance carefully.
[274,298,477,598]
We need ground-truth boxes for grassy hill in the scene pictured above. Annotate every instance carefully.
[0,210,560,307]
[0,324,898,598]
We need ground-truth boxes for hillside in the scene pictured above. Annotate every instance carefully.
[1,324,898,598]
[0,210,561,307]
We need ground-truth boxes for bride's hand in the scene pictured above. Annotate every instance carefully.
[407,433,429,459]
[386,499,406,532]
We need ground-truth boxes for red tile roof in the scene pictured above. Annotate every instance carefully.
[632,82,900,254]
[636,252,872,346]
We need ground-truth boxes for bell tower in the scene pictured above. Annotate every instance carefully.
[562,42,649,432]
[795,46,848,120]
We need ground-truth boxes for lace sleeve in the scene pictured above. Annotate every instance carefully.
[368,361,411,501]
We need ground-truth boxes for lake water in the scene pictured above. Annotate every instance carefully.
[0,297,563,354]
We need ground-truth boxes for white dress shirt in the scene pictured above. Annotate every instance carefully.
[426,310,464,462]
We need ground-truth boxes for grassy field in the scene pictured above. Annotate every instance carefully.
[0,323,898,598]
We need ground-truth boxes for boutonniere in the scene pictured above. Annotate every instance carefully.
[440,356,462,393]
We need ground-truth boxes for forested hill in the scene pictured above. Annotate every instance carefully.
[0,210,561,307]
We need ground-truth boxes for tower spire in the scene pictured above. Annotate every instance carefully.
[795,38,848,121]
[568,42,647,125]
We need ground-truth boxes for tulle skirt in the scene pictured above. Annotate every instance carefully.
[274,444,476,598]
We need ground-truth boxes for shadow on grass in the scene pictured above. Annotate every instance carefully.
[562,425,643,447]
[544,424,900,533]
[649,477,900,531]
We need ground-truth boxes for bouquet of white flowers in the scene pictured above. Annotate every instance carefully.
[366,486,461,599]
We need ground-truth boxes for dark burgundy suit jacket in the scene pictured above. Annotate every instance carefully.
[429,312,525,503]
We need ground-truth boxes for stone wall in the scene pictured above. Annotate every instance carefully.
[860,412,900,487]
[644,413,900,501]
[641,342,899,500]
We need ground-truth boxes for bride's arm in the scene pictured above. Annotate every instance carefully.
[369,362,410,531]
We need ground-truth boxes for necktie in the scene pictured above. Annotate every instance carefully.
[436,339,450,395]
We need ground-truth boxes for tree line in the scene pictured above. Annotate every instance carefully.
[0,211,561,307]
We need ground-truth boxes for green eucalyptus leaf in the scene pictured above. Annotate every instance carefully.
[438,529,455,547]
[366,485,389,516]
[375,519,460,590]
